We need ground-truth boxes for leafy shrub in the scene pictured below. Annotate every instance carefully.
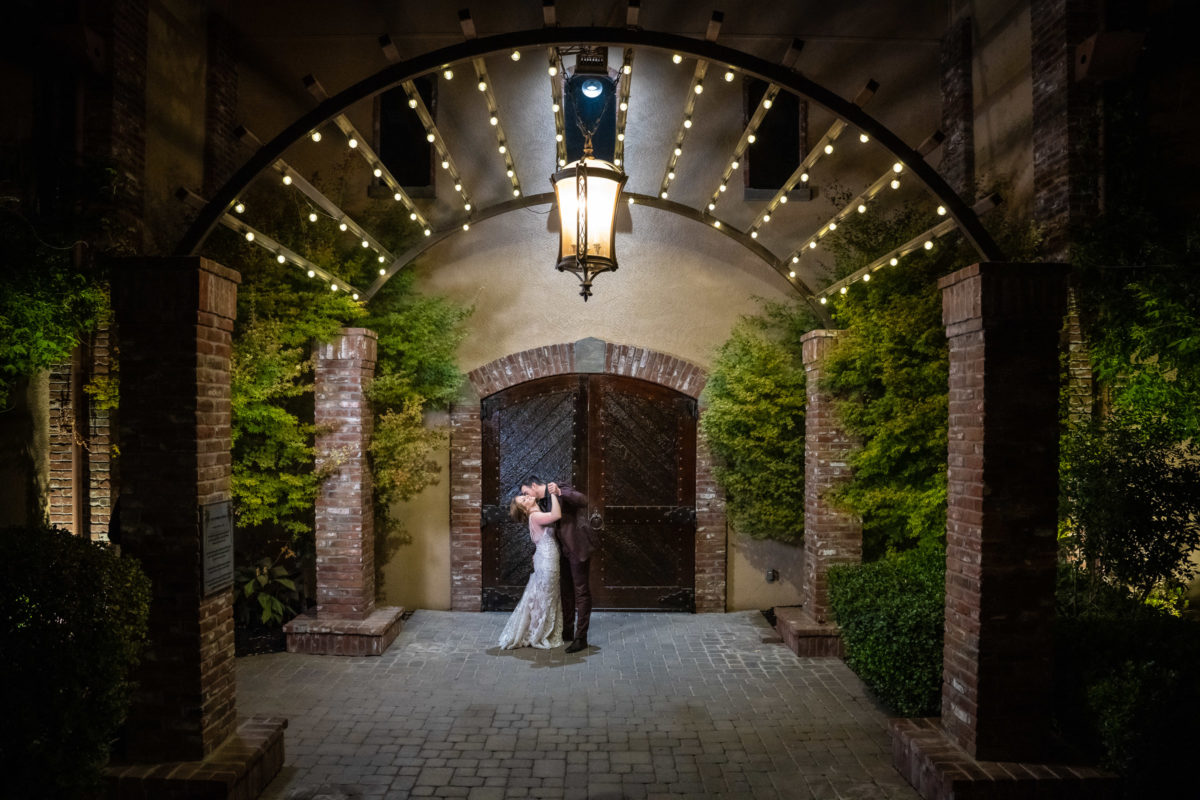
[0,525,150,798]
[1059,409,1200,603]
[828,545,945,716]
[700,301,816,542]
[235,546,300,626]
[1054,566,1200,796]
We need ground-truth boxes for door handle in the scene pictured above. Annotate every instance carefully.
[589,511,603,529]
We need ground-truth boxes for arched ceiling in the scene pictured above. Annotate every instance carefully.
[181,1,1002,320]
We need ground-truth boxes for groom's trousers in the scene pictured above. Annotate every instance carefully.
[560,555,592,640]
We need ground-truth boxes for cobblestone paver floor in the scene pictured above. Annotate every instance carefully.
[237,610,919,799]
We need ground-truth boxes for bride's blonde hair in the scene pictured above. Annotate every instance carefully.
[509,496,529,523]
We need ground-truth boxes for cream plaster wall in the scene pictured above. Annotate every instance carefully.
[726,528,806,612]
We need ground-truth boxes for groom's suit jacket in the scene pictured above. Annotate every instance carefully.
[541,484,593,562]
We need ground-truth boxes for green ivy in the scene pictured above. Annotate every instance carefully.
[700,301,816,542]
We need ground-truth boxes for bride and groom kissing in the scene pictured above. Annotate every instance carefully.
[497,475,592,654]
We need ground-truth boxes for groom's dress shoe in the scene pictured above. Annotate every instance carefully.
[565,637,588,654]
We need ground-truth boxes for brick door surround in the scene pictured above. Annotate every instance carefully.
[449,339,726,612]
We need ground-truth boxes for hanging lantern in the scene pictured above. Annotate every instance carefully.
[551,154,626,301]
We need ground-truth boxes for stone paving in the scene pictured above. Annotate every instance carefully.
[237,610,920,799]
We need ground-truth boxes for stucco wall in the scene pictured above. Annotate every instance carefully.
[375,205,807,611]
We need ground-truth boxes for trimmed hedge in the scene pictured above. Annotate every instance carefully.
[828,545,945,716]
[0,525,150,798]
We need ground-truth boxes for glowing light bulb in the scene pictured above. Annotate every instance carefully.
[672,54,682,64]
[559,158,566,166]
[276,254,286,263]
[426,133,435,143]
[373,167,382,178]
[510,50,521,61]
[506,169,514,177]
[478,80,487,92]
[628,197,635,205]
[490,116,498,126]
[937,206,947,215]
[234,202,245,214]
[307,269,315,278]
[443,69,453,80]
[454,182,462,192]
[792,255,799,263]
[410,212,417,221]
[891,179,901,189]
[708,202,716,210]
[750,231,758,239]
[780,196,787,204]
[555,133,563,142]
[331,284,338,291]
[862,273,870,281]
[859,133,869,143]
[893,162,903,172]
[617,133,625,141]
[379,268,386,275]
[683,118,692,128]
[441,160,449,169]
[724,71,734,82]
[462,223,470,231]
[824,144,834,154]
[890,257,899,266]
[394,192,402,201]
[548,65,558,77]
[361,240,369,248]
[829,222,837,231]
[763,99,772,109]
[552,103,560,113]
[498,144,506,154]
[789,270,796,278]
[408,98,417,108]
[809,241,817,249]
[424,229,432,236]
[840,286,847,294]
[748,134,756,143]
[282,174,292,185]
[668,171,675,180]
[820,296,827,305]
[800,172,810,182]
[623,65,631,75]
[352,293,359,300]
[763,214,771,223]
[858,204,867,213]
[694,82,703,94]
[731,160,739,169]
[308,212,317,222]
[348,137,358,148]
[673,146,681,156]
[311,131,322,142]
[713,220,721,228]
[464,203,471,211]
[719,184,727,192]
[513,188,520,196]
[619,101,628,111]
[244,231,254,241]
[339,222,348,231]
[924,240,934,250]
[660,191,668,199]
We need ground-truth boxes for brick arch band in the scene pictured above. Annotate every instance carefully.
[448,338,727,613]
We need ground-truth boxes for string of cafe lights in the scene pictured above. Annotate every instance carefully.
[614,48,634,168]
[548,49,567,167]
[302,77,431,237]
[178,188,365,299]
[742,80,879,241]
[783,130,946,275]
[815,193,1001,304]
[658,11,723,200]
[458,11,522,200]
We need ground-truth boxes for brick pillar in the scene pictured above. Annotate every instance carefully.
[111,257,240,762]
[203,12,239,197]
[87,323,115,539]
[940,263,1067,761]
[800,330,862,624]
[47,360,76,531]
[694,421,727,613]
[314,330,377,619]
[940,14,975,201]
[449,402,483,611]
[285,328,403,656]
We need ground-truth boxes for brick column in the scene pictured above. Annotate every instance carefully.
[449,402,483,611]
[47,360,76,531]
[892,263,1115,800]
[694,421,726,613]
[111,257,241,762]
[284,329,403,656]
[87,324,115,539]
[940,14,975,201]
[800,330,862,623]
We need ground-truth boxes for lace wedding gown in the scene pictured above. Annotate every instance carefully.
[498,519,564,649]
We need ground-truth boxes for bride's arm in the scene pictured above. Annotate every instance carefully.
[528,492,561,527]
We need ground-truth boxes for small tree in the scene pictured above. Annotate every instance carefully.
[700,301,816,543]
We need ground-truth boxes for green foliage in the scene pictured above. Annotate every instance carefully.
[1059,408,1200,603]
[235,545,300,626]
[371,398,449,508]
[0,212,108,409]
[0,524,150,798]
[827,545,945,716]
[1054,564,1200,796]
[700,301,817,542]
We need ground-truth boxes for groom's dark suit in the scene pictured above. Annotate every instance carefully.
[539,484,594,642]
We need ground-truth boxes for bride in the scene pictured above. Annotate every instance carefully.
[498,489,564,649]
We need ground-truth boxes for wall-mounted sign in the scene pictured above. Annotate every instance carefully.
[201,500,234,596]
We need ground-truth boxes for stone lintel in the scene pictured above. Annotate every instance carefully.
[284,606,405,656]
[105,715,286,800]
[891,718,1119,800]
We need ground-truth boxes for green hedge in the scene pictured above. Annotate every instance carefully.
[0,525,150,798]
[828,546,945,716]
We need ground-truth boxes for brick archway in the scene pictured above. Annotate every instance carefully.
[448,338,726,612]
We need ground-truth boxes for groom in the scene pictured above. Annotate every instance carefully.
[520,475,593,653]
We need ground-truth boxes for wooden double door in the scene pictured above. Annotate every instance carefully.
[481,374,697,611]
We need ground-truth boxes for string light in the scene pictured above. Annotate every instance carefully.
[730,160,739,170]
[694,82,704,94]
[713,220,721,228]
[937,206,947,215]
[361,239,369,248]
[548,65,557,76]
[840,286,847,294]
[510,50,521,61]
[339,222,348,231]
[683,118,692,128]
[478,80,487,92]
[490,115,499,126]
[893,162,903,172]
[858,204,867,213]
[462,223,470,231]
[891,179,901,189]
[820,296,828,305]
[308,212,318,222]
[394,192,402,201]
[724,71,735,82]
[890,257,899,265]
[348,137,358,148]
[352,293,359,300]
[426,133,436,143]
[307,269,316,278]
[672,54,683,64]
[276,254,286,263]
[311,131,322,142]
[442,68,453,80]
[281,174,292,185]
[763,99,772,109]
[331,284,338,291]
[244,231,254,241]
[747,134,756,143]
[862,273,870,281]
[824,143,834,154]
[373,167,382,178]
[859,133,869,143]
[924,240,934,250]
[623,64,631,75]
[789,270,796,278]
[379,268,386,275]
[408,98,417,109]
[234,202,245,214]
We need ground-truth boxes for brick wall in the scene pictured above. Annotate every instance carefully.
[112,257,240,763]
[203,12,239,197]
[940,14,975,201]
[314,330,378,620]
[47,361,76,531]
[939,263,1068,762]
[455,340,725,611]
[87,324,115,539]
[800,330,862,624]
[449,405,483,611]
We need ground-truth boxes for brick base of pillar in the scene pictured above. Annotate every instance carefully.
[774,607,844,658]
[891,719,1120,800]
[105,716,286,800]
[283,606,404,656]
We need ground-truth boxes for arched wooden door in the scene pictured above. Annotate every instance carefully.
[481,374,697,611]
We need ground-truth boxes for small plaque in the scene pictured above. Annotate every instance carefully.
[201,500,234,596]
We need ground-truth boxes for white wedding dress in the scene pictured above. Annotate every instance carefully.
[498,518,564,650]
